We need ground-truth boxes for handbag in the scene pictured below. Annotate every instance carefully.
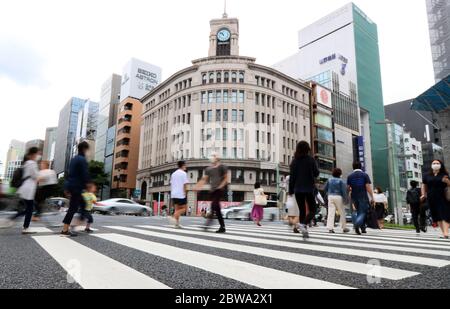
[254,189,268,206]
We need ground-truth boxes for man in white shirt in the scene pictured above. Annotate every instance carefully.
[169,161,189,228]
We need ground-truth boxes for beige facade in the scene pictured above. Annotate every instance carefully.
[137,15,312,210]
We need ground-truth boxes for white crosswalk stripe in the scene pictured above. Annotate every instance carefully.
[28,222,450,289]
[32,235,170,289]
[95,233,351,289]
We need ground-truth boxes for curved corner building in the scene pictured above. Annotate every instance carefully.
[137,14,312,211]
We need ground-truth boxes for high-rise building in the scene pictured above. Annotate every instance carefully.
[136,13,312,212]
[43,127,57,163]
[112,59,162,197]
[403,132,423,187]
[95,74,122,162]
[95,74,122,200]
[274,2,388,189]
[3,140,26,182]
[72,100,99,162]
[426,0,450,83]
[385,100,440,144]
[54,97,87,176]
[25,139,44,152]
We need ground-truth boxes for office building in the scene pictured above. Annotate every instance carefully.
[274,2,387,189]
[403,132,423,186]
[43,127,57,163]
[385,100,440,144]
[137,13,312,212]
[25,139,44,152]
[72,100,99,162]
[112,58,162,197]
[95,74,122,162]
[54,97,87,176]
[426,0,450,83]
[3,140,26,181]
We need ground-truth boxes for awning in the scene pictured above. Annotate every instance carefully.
[411,74,450,113]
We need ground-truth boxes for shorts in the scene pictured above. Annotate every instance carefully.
[172,198,187,206]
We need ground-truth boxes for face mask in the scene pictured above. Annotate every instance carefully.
[432,164,441,171]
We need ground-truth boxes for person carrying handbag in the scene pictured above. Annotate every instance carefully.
[252,182,267,227]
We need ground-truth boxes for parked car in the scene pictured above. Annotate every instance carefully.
[385,215,395,224]
[223,200,279,221]
[93,199,152,216]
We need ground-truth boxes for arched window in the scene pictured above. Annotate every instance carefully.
[217,72,222,83]
[224,72,230,83]
[239,72,244,83]
[231,72,237,83]
[209,72,215,83]
[202,74,207,85]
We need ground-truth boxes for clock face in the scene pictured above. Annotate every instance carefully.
[217,29,231,42]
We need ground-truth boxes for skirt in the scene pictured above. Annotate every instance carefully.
[374,203,386,220]
[251,204,264,221]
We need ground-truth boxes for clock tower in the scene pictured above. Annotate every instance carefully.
[208,13,239,57]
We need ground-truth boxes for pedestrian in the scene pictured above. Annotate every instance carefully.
[373,187,388,230]
[289,141,320,239]
[252,182,267,227]
[10,147,41,234]
[61,141,91,237]
[421,160,450,239]
[195,153,229,233]
[81,182,96,233]
[33,161,58,221]
[407,180,427,234]
[324,168,350,234]
[347,162,374,235]
[169,161,189,228]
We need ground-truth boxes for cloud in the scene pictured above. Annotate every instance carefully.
[0,37,48,87]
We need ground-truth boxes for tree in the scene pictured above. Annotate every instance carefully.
[88,161,109,196]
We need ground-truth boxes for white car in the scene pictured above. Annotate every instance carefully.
[223,200,279,221]
[93,199,152,216]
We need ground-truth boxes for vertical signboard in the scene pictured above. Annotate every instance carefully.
[120,58,162,101]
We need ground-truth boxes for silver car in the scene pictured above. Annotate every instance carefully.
[224,200,279,221]
[93,199,152,216]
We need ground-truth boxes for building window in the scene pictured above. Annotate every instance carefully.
[239,110,244,122]
[207,110,213,122]
[238,91,245,103]
[209,72,215,83]
[215,128,221,140]
[201,92,207,104]
[217,72,222,83]
[231,72,237,83]
[202,74,207,85]
[207,129,212,141]
[223,128,228,141]
[232,90,238,103]
[223,109,229,122]
[216,91,222,104]
[239,72,244,83]
[223,90,229,103]
[255,112,259,124]
[216,109,222,121]
[208,91,214,104]
[224,72,230,83]
[232,129,238,141]
[232,109,238,122]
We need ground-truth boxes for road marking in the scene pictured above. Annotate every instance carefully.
[27,227,53,233]
[221,225,450,250]
[96,233,352,289]
[134,225,450,267]
[226,224,450,244]
[106,226,419,280]
[32,235,170,289]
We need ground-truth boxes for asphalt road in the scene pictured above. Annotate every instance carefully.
[1,213,449,289]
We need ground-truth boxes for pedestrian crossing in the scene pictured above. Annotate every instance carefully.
[27,221,450,289]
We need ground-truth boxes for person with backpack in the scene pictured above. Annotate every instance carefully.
[407,180,426,234]
[8,147,41,234]
[195,153,229,234]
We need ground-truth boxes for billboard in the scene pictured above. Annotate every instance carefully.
[315,85,332,109]
[120,58,162,101]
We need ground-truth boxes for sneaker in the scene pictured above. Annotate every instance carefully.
[168,216,177,226]
[355,227,362,235]
[22,228,37,235]
[416,229,421,234]
[298,224,309,239]
[329,230,335,234]
[361,228,367,234]
[440,236,449,240]
[60,230,78,237]
[84,228,94,234]
[257,223,262,227]
[421,227,427,233]
[293,227,300,234]
[216,228,226,234]
[343,228,350,234]
[174,224,183,229]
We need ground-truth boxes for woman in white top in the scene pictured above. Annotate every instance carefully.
[373,187,388,230]
[13,147,41,234]
[252,182,268,227]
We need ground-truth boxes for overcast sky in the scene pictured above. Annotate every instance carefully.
[0,0,435,165]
